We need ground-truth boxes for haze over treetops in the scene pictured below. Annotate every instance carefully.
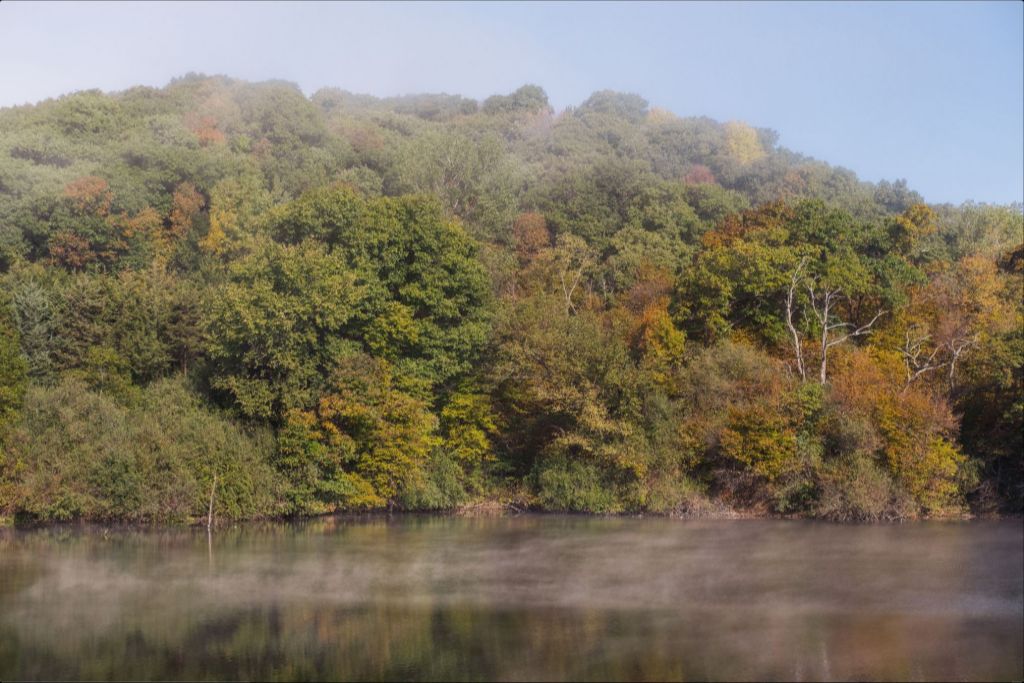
[1,1,1021,206]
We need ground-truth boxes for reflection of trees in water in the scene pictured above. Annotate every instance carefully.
[1,519,1021,681]
[2,604,1022,681]
[0,606,662,681]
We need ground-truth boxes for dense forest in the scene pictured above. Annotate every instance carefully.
[0,74,1020,524]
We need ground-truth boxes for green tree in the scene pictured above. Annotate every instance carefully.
[204,238,363,419]
[0,289,28,439]
[262,187,492,393]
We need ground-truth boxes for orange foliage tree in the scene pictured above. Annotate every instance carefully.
[683,164,716,186]
[63,176,113,216]
[512,212,551,263]
[829,347,967,514]
[167,182,205,241]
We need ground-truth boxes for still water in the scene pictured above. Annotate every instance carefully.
[0,515,1021,681]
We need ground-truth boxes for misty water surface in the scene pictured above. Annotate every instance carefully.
[0,515,1021,681]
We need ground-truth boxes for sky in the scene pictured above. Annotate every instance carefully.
[1,1,1021,205]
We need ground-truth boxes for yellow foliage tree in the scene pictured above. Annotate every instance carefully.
[719,403,798,481]
[200,175,274,256]
[645,107,678,125]
[724,121,765,165]
[877,393,965,514]
[830,346,967,514]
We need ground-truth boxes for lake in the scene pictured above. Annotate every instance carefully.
[1,515,1021,681]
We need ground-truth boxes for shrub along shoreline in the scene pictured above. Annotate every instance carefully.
[2,504,1005,531]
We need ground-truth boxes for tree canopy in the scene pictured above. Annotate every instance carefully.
[1,75,1020,523]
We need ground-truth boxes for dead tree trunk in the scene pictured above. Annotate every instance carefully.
[900,327,947,392]
[946,333,979,391]
[786,257,808,381]
[207,473,217,531]
[805,283,884,385]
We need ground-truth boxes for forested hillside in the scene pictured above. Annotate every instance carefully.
[0,74,1020,523]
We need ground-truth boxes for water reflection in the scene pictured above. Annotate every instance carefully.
[1,516,1021,681]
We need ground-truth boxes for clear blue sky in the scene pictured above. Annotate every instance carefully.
[1,1,1021,205]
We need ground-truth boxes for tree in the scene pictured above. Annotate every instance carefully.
[262,187,492,392]
[204,238,363,420]
[552,234,594,315]
[63,176,113,217]
[575,90,649,122]
[828,347,969,514]
[788,257,884,384]
[798,266,880,385]
[49,177,126,269]
[5,377,283,523]
[200,173,274,256]
[677,202,798,344]
[6,270,56,381]
[898,324,948,389]
[723,121,765,165]
[512,212,551,264]
[683,164,716,185]
[893,254,1009,392]
[278,354,438,512]
[439,388,498,492]
[167,182,205,241]
[0,289,28,440]
[491,291,683,512]
[391,130,516,240]
[482,85,550,115]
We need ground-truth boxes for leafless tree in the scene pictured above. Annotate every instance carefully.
[786,257,809,381]
[785,258,885,384]
[206,473,217,530]
[900,327,947,391]
[559,263,585,315]
[945,332,979,390]
[554,236,591,316]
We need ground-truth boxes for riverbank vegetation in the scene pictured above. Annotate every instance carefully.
[0,75,1020,524]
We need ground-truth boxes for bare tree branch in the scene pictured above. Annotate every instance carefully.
[946,333,979,390]
[826,309,885,350]
[785,257,808,381]
[900,328,948,392]
[783,259,886,384]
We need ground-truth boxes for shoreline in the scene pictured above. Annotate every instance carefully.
[2,504,1016,532]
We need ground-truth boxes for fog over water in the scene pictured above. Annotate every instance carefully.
[1,516,1021,681]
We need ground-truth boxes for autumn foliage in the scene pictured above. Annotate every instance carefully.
[0,76,1020,523]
